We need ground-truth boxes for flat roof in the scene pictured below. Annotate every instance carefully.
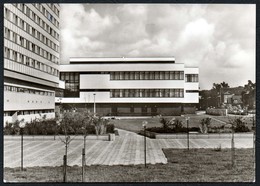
[70,57,175,63]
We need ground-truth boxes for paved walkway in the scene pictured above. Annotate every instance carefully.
[4,129,253,168]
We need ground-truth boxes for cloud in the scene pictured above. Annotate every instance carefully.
[60,4,255,89]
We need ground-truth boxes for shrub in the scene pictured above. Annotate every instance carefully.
[200,117,211,133]
[4,121,20,135]
[213,144,222,152]
[233,118,250,132]
[160,117,169,129]
[4,113,115,135]
[106,124,115,133]
[147,117,187,133]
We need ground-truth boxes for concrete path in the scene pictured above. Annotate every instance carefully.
[4,129,253,168]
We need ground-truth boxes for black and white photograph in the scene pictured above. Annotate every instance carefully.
[3,3,256,182]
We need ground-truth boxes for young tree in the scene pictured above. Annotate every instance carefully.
[57,111,80,182]
[200,117,211,133]
[92,116,110,136]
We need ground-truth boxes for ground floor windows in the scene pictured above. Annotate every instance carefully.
[110,89,184,98]
[4,109,54,116]
[4,85,54,96]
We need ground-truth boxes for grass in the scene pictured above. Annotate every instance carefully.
[112,115,253,133]
[4,148,254,182]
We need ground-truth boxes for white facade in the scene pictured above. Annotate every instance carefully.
[58,57,199,116]
[4,4,60,124]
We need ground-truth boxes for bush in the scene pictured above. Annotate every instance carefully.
[147,117,188,133]
[4,113,115,135]
[106,124,115,133]
[233,118,250,132]
[4,121,20,135]
[200,117,211,133]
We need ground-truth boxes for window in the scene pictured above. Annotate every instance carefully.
[135,72,140,80]
[159,72,164,80]
[170,71,174,79]
[135,89,140,97]
[165,71,170,80]
[140,72,145,80]
[145,72,149,80]
[125,72,130,80]
[149,71,154,80]
[130,72,135,80]
[175,71,180,80]
[180,71,184,80]
[185,74,199,82]
[124,89,129,97]
[119,72,124,80]
[155,72,159,80]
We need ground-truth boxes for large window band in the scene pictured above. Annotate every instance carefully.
[110,89,184,98]
[110,71,185,80]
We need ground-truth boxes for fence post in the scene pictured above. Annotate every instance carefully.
[82,148,85,182]
[63,155,67,182]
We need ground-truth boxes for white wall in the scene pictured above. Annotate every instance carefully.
[4,113,55,126]
[60,63,185,72]
[80,74,185,89]
[4,91,55,111]
[183,93,199,103]
[185,82,199,90]
[185,67,199,74]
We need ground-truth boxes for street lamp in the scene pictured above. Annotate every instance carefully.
[59,97,62,114]
[55,118,62,140]
[93,93,96,116]
[19,120,26,171]
[252,113,255,160]
[142,121,148,168]
[184,116,190,150]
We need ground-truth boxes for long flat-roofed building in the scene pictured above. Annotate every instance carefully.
[57,57,199,116]
[4,4,60,124]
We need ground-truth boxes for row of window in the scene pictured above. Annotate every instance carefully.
[4,28,59,64]
[13,3,59,29]
[4,85,55,96]
[4,47,59,77]
[60,72,79,83]
[32,3,60,27]
[60,72,80,97]
[13,4,59,37]
[5,5,59,43]
[185,74,199,82]
[4,7,59,53]
[110,89,184,98]
[110,71,185,80]
[4,109,54,116]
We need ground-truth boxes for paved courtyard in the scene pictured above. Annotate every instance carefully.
[4,129,253,168]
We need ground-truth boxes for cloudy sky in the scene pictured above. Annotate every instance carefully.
[60,4,255,90]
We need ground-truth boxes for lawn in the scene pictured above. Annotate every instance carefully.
[112,115,253,133]
[4,148,254,182]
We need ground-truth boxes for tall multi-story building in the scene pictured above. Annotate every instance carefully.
[57,57,199,116]
[4,4,60,124]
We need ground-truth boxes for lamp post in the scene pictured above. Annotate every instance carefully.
[231,119,235,167]
[186,117,190,150]
[252,113,255,160]
[55,118,61,140]
[19,121,26,171]
[142,121,148,168]
[93,93,96,116]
